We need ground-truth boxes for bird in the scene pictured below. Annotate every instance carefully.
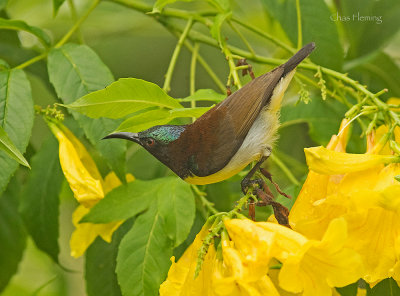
[104,43,315,192]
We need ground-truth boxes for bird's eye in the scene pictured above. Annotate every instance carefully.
[146,138,155,147]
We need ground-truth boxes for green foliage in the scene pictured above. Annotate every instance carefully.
[0,125,29,167]
[19,137,63,263]
[157,177,195,247]
[281,97,346,145]
[66,78,182,119]
[116,205,173,296]
[367,278,400,296]
[178,89,225,103]
[0,0,7,11]
[0,17,51,47]
[0,178,26,293]
[152,0,193,14]
[1,0,399,294]
[48,43,127,182]
[81,180,159,223]
[52,0,66,16]
[0,68,33,195]
[336,282,358,296]
[116,106,210,133]
[341,0,400,59]
[261,0,343,70]
[210,12,232,48]
[85,220,133,296]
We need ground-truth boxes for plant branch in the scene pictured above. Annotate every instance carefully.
[161,21,226,93]
[270,153,300,186]
[228,20,256,57]
[55,0,99,48]
[68,0,85,44]
[192,185,219,215]
[295,0,302,49]
[231,17,296,54]
[163,18,194,93]
[14,0,99,70]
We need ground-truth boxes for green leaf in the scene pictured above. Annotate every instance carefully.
[0,69,34,195]
[53,0,66,16]
[395,175,400,182]
[178,88,225,103]
[81,179,163,224]
[19,137,63,263]
[0,17,51,47]
[0,125,29,167]
[65,78,183,119]
[367,278,400,296]
[116,109,173,133]
[0,0,7,11]
[261,0,343,70]
[280,97,346,145]
[348,52,400,98]
[0,179,27,292]
[157,177,195,247]
[336,282,358,296]
[85,220,132,296]
[152,0,194,14]
[208,0,230,12]
[48,43,127,181]
[210,12,232,48]
[116,106,210,133]
[339,0,400,59]
[116,205,173,296]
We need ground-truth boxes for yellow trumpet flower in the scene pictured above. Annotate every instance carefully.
[48,120,133,257]
[291,118,400,285]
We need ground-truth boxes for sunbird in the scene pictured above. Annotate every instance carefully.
[104,43,315,192]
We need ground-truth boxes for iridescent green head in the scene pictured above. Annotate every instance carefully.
[103,125,186,163]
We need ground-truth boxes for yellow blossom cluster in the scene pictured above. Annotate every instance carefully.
[160,217,364,295]
[291,119,400,286]
[160,115,400,295]
[48,121,133,257]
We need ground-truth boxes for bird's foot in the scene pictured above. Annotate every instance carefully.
[236,59,255,80]
[241,170,291,226]
[260,168,292,199]
[241,177,264,195]
[255,188,290,227]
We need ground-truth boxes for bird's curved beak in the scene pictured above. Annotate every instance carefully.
[102,132,140,143]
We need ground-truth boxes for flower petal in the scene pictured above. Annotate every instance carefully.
[224,219,275,278]
[48,121,104,207]
[345,208,400,283]
[279,218,364,296]
[304,146,400,175]
[160,223,217,296]
[69,205,123,258]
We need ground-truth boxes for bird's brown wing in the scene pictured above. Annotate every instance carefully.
[180,66,285,177]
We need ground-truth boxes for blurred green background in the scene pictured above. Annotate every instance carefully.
[1,0,400,294]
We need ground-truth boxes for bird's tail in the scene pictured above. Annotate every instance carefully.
[282,42,315,76]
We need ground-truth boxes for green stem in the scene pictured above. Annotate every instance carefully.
[191,185,219,215]
[14,52,47,70]
[224,46,242,88]
[163,18,194,93]
[190,43,199,96]
[55,0,99,48]
[151,14,400,127]
[295,0,302,49]
[190,43,199,121]
[67,0,85,44]
[228,20,256,57]
[270,153,300,186]
[231,17,296,54]
[163,23,226,93]
[14,0,99,70]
